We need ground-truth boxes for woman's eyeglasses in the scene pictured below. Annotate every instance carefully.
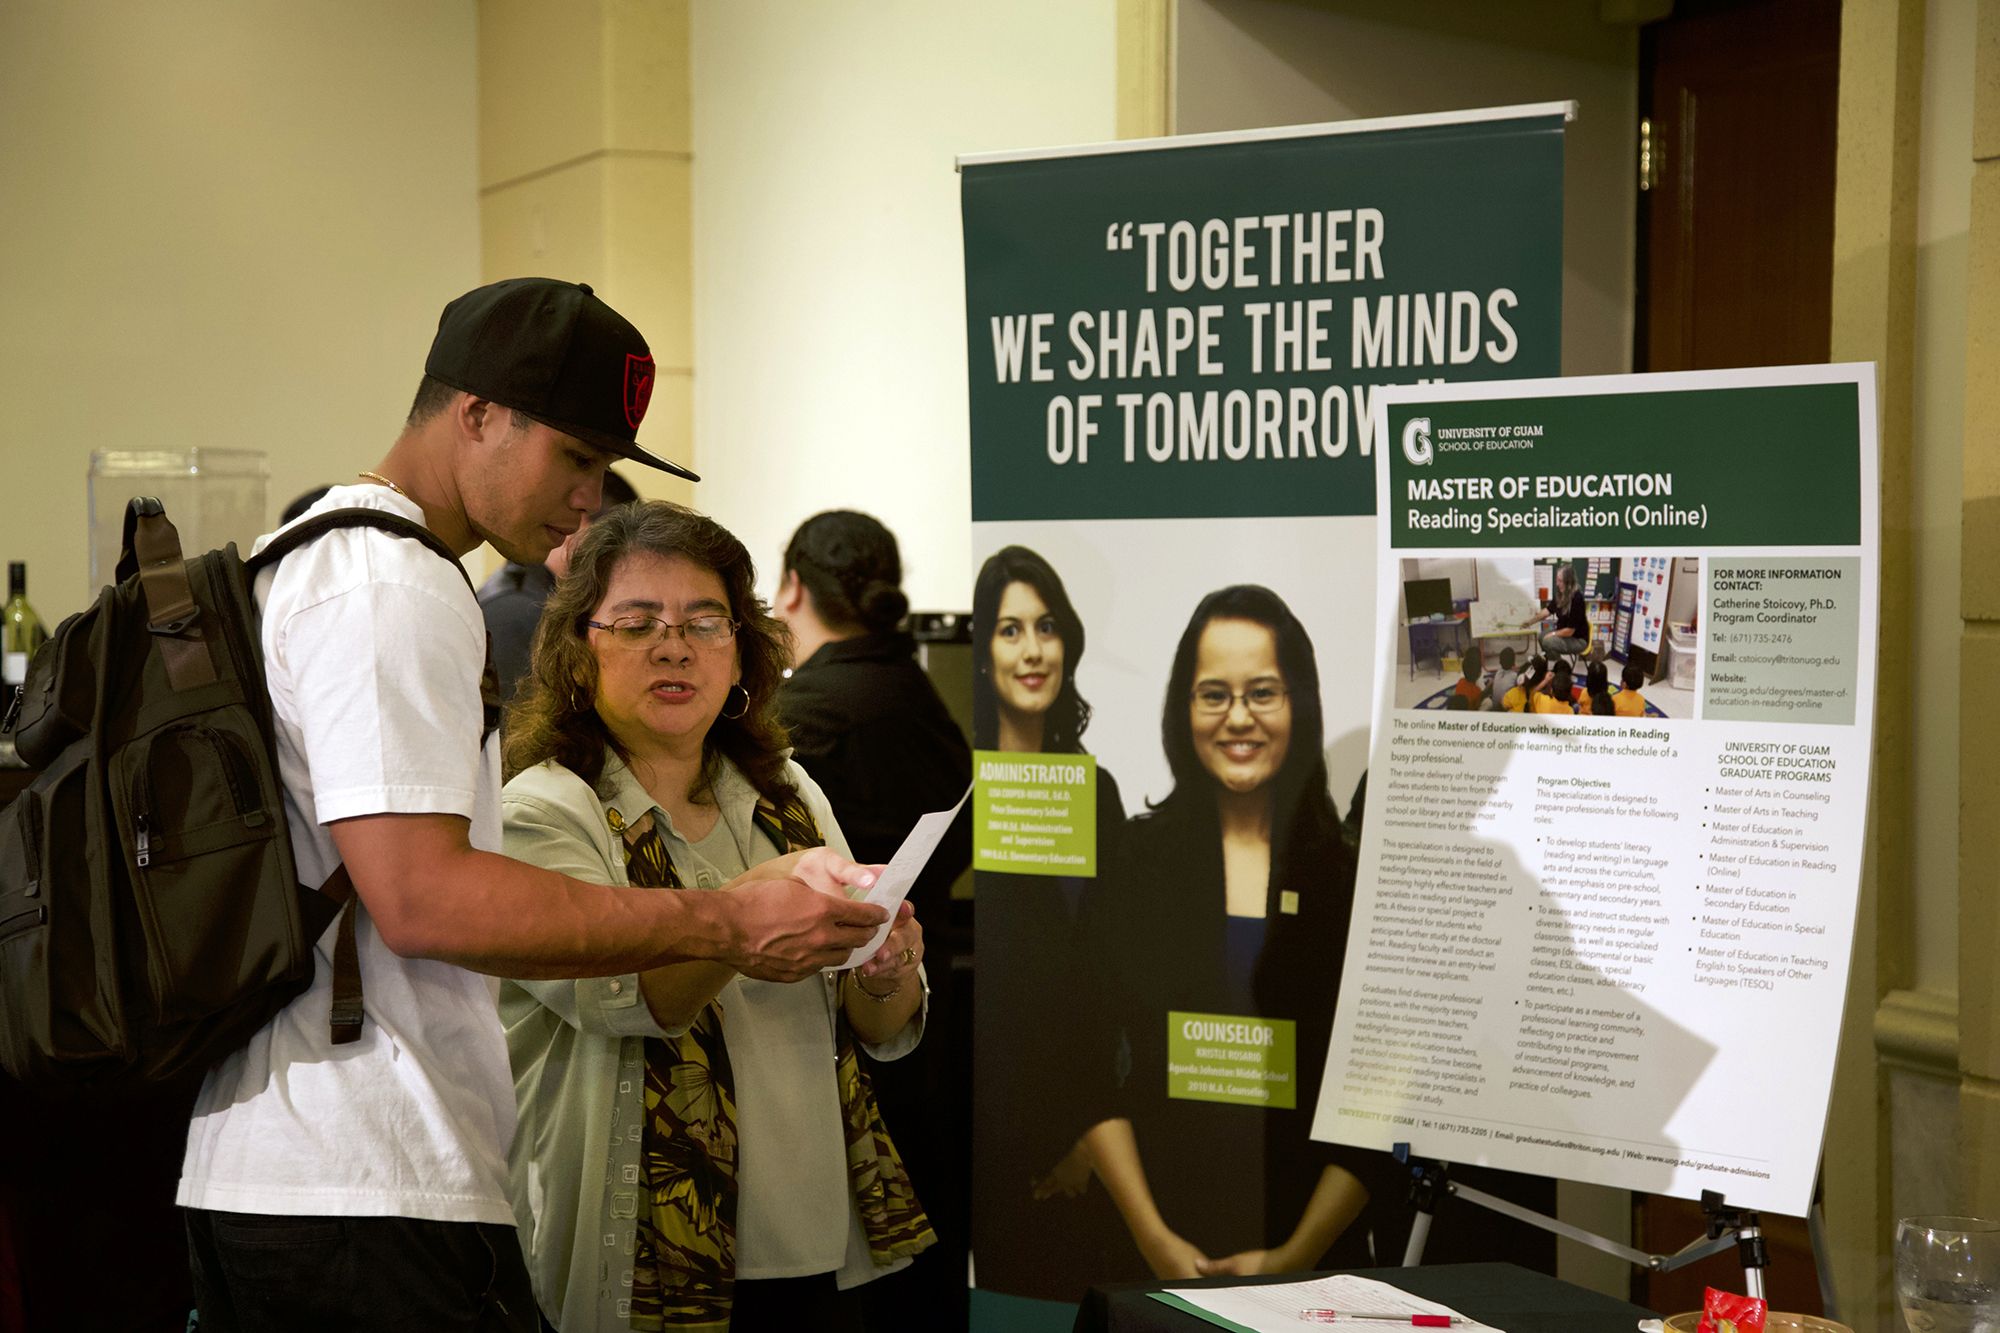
[1189,683,1289,715]
[585,614,738,650]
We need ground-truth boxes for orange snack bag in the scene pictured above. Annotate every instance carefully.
[1697,1286,1768,1333]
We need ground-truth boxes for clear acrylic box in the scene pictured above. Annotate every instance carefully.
[87,449,269,591]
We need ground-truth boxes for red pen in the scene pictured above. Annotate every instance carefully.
[1299,1314,1458,1327]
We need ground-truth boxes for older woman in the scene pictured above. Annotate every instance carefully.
[1087,584,1394,1279]
[499,502,933,1333]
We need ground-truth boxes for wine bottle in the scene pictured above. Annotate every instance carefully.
[3,561,49,720]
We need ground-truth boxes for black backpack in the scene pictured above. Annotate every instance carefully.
[0,496,496,1092]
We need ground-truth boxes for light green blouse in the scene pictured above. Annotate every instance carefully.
[499,753,925,1333]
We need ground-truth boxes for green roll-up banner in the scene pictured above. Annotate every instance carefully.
[960,105,1569,1330]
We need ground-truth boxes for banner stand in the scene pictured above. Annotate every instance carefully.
[1394,1146,1837,1315]
[958,104,1574,1324]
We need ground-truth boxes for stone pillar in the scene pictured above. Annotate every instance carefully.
[1959,0,2000,1223]
[1826,0,1927,1327]
[1117,0,1173,139]
[477,0,694,502]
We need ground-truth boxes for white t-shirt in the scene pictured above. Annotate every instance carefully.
[177,486,516,1224]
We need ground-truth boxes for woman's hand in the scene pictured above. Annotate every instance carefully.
[744,846,881,898]
[721,879,887,982]
[853,901,922,987]
[1031,1138,1093,1200]
[717,842,887,984]
[843,903,924,1044]
[1230,1165,1367,1280]
[1136,1223,1209,1280]
[1197,1248,1279,1277]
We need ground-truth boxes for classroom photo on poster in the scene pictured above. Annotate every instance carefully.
[1393,555,1697,719]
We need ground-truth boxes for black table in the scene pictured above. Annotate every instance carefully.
[1075,1262,1656,1333]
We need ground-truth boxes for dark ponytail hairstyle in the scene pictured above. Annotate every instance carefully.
[783,510,910,636]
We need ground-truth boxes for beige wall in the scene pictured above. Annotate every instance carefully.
[687,0,1118,609]
[1173,0,1638,380]
[0,1,482,619]
[477,0,696,517]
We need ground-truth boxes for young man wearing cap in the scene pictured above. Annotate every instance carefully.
[177,278,889,1331]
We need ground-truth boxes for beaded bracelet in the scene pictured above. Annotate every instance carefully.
[850,972,903,1003]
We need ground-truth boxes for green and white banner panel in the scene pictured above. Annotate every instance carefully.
[1312,364,1880,1218]
[959,104,1569,1327]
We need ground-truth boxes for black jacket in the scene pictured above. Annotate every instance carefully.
[776,633,972,906]
[1095,792,1401,1265]
[476,561,555,706]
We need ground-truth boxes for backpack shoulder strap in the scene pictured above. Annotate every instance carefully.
[247,506,502,741]
[318,867,366,1045]
[245,507,474,595]
[120,497,219,691]
[253,508,500,1046]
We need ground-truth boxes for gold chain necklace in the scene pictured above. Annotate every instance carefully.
[357,470,409,498]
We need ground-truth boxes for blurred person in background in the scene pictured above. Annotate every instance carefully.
[480,468,639,702]
[281,485,334,525]
[775,509,972,1330]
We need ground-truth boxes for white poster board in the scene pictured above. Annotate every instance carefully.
[1312,364,1879,1215]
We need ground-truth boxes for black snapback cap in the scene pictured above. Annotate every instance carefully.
[424,277,698,482]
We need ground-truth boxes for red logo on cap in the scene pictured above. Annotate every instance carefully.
[624,354,655,430]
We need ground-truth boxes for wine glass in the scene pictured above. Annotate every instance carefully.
[1896,1216,2000,1333]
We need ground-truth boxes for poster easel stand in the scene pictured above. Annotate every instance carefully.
[1393,1147,1835,1318]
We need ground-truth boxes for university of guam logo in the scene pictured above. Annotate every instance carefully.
[1401,415,1434,467]
[623,353,656,430]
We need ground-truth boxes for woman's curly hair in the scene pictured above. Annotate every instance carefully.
[502,500,795,805]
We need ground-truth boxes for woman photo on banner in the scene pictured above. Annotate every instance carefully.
[496,501,934,1333]
[1086,584,1399,1279]
[968,544,1135,1302]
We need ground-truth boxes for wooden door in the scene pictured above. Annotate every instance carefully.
[1633,0,1839,1317]
[1638,0,1840,373]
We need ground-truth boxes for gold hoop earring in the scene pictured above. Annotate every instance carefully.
[721,683,750,720]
